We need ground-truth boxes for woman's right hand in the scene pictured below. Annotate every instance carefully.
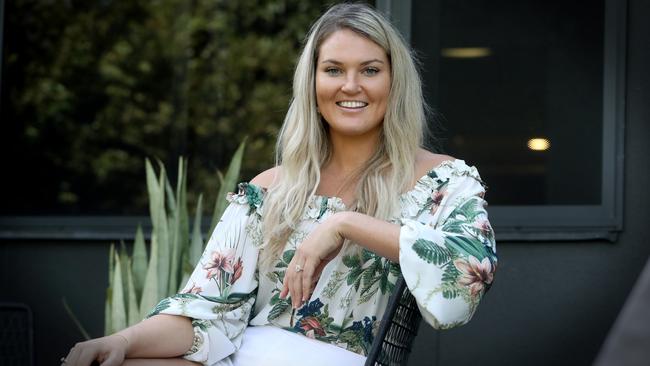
[62,334,128,366]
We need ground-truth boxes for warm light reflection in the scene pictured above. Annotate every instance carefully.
[441,47,492,58]
[527,138,551,151]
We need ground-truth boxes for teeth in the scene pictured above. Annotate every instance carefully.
[337,101,368,108]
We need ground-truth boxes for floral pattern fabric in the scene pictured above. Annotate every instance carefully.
[148,159,497,365]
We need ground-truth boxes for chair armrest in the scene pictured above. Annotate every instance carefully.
[365,275,422,366]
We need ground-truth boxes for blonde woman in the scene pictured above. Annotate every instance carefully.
[63,3,497,366]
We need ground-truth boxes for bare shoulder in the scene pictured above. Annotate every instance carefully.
[415,148,455,178]
[250,166,282,189]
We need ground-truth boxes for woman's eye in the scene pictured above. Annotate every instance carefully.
[325,68,342,76]
[363,67,379,76]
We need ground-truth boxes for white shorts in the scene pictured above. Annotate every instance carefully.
[231,325,366,366]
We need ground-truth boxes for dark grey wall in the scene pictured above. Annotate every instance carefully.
[1,1,648,365]
[0,241,109,364]
[411,0,650,364]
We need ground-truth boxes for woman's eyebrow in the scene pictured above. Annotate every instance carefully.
[320,58,385,65]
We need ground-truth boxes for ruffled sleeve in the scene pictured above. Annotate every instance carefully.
[147,183,265,365]
[398,160,497,329]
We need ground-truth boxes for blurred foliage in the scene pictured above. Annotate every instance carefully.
[1,0,344,214]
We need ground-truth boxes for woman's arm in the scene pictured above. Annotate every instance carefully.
[280,211,399,308]
[282,162,497,330]
[64,314,193,366]
[335,211,400,262]
[66,185,266,366]
[117,314,194,358]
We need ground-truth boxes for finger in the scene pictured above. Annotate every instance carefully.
[301,257,319,302]
[280,257,296,299]
[77,347,99,366]
[99,351,122,366]
[280,278,289,299]
[290,262,304,308]
[65,344,81,366]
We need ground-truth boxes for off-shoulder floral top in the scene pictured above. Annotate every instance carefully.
[148,159,497,365]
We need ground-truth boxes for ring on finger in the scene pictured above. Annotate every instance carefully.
[295,264,303,273]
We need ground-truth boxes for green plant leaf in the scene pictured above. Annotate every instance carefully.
[119,241,129,296]
[379,262,392,294]
[62,297,91,340]
[216,170,225,187]
[166,158,183,295]
[211,139,246,233]
[359,277,380,303]
[269,292,281,305]
[444,235,486,260]
[132,225,147,302]
[190,193,204,267]
[379,271,388,293]
[389,263,401,278]
[442,262,461,284]
[282,249,295,265]
[412,239,453,265]
[450,198,481,222]
[154,160,170,300]
[268,300,290,321]
[361,266,381,296]
[108,243,115,289]
[164,172,177,214]
[441,282,459,299]
[441,219,465,234]
[201,292,253,304]
[145,159,163,229]
[126,259,140,326]
[111,252,127,332]
[169,157,190,294]
[166,212,177,293]
[342,254,360,268]
[140,232,160,319]
[104,293,111,336]
[105,243,115,335]
[145,158,169,300]
[347,267,363,288]
[148,298,171,318]
[362,249,374,263]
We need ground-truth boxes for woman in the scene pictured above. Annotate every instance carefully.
[63,3,497,366]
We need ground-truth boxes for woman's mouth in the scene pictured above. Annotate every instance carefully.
[336,100,368,109]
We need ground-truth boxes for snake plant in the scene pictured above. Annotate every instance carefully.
[105,141,245,334]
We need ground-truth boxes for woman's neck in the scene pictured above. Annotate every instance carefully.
[326,131,380,174]
[317,131,380,203]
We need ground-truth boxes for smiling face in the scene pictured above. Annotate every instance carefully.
[315,29,391,140]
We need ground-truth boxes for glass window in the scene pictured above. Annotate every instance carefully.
[1,0,334,216]
[409,0,625,240]
[413,0,604,206]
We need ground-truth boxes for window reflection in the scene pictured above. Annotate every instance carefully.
[413,0,604,205]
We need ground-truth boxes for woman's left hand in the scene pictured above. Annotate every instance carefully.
[280,213,347,308]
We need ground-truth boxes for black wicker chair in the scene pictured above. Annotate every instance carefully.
[365,275,422,366]
[0,302,34,366]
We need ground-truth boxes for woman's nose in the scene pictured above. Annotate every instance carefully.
[341,75,361,94]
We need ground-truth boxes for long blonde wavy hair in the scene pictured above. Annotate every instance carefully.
[261,3,428,259]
